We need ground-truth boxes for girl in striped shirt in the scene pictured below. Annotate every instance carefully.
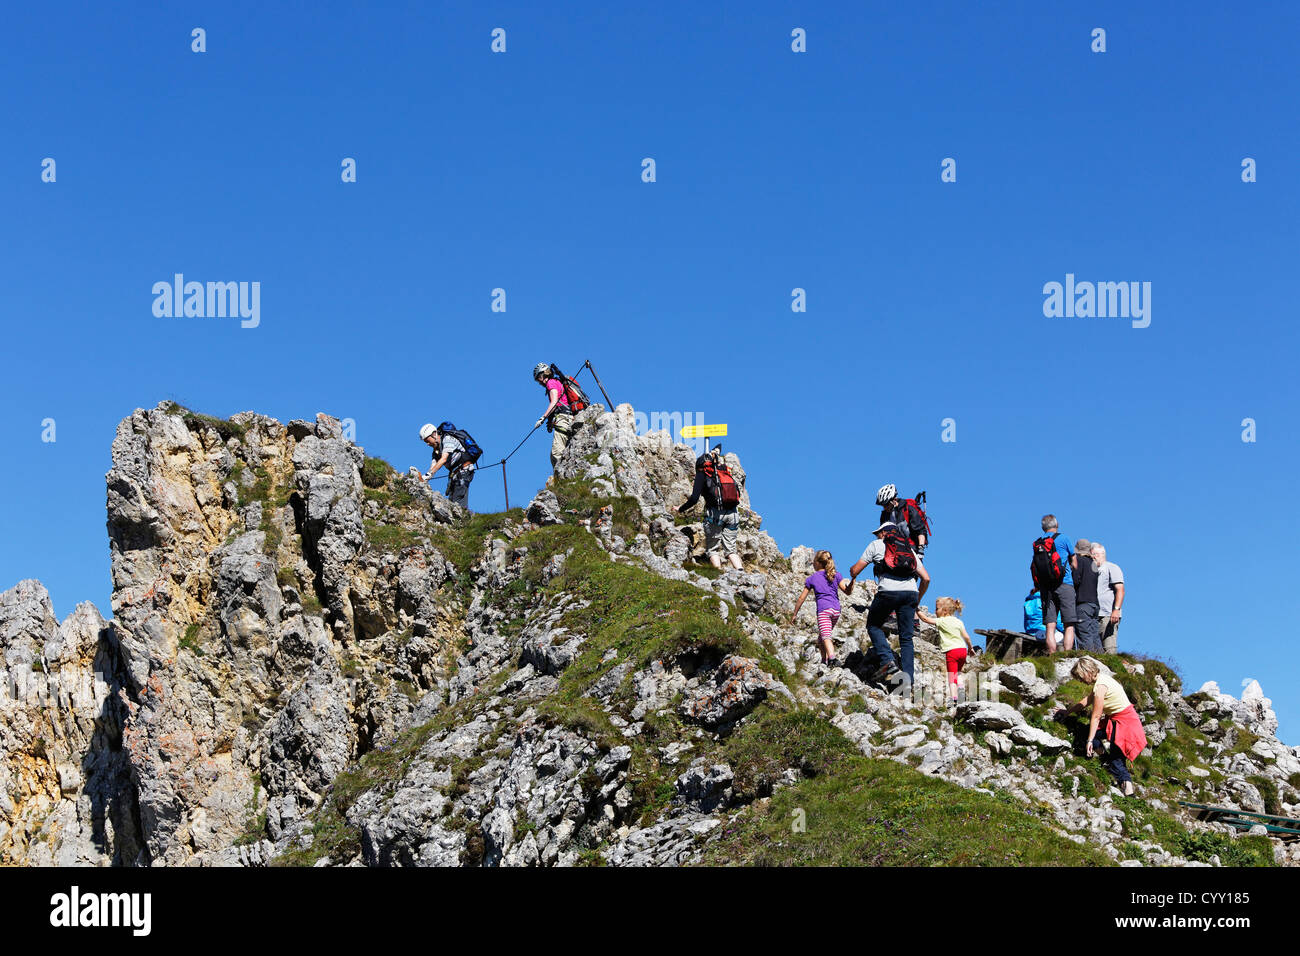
[791,550,855,667]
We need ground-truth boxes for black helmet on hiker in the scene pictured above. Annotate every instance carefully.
[876,483,897,506]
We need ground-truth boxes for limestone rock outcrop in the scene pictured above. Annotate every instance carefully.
[2,399,1298,868]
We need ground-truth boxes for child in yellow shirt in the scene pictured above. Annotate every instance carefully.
[918,597,975,705]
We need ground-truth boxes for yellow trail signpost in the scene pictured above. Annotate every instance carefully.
[680,424,727,439]
[680,423,727,452]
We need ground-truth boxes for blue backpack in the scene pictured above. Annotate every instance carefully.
[437,423,483,468]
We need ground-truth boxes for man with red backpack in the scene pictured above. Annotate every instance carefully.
[850,520,930,689]
[1031,514,1077,653]
[876,484,931,556]
[677,446,743,570]
[533,362,589,468]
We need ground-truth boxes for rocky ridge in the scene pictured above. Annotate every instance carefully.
[2,401,1297,867]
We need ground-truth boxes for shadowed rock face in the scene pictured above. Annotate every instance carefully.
[0,582,138,865]
[2,399,1299,868]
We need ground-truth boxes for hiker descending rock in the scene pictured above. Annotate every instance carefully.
[918,597,975,706]
[1071,538,1103,653]
[850,520,930,691]
[790,549,854,667]
[533,362,588,469]
[677,446,743,570]
[1055,657,1147,797]
[1092,542,1126,653]
[1030,514,1078,653]
[420,422,482,509]
[876,484,931,556]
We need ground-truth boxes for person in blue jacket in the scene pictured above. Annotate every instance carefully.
[1024,588,1063,640]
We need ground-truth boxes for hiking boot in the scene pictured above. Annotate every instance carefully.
[870,661,901,685]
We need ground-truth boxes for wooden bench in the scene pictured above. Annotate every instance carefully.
[974,628,1050,663]
[1179,801,1300,840]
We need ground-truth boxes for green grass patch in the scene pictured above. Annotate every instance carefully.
[361,456,394,489]
[724,709,857,803]
[237,465,273,508]
[553,476,645,541]
[364,519,424,553]
[1121,803,1274,867]
[536,696,622,750]
[1248,775,1282,817]
[687,562,724,580]
[509,524,768,718]
[428,509,525,581]
[704,756,1110,866]
[233,773,267,847]
[179,622,205,657]
[1172,829,1274,867]
[167,404,248,442]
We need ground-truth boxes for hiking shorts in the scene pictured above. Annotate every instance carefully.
[1041,582,1077,627]
[945,647,968,677]
[704,508,739,556]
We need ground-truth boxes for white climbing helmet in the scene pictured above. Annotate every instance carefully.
[419,423,436,440]
[875,483,897,506]
[533,362,551,380]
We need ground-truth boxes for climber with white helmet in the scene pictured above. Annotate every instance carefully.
[532,363,589,469]
[876,483,930,556]
[419,422,482,509]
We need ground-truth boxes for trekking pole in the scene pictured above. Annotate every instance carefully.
[583,360,614,409]
[502,461,510,511]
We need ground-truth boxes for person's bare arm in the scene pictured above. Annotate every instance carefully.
[960,623,975,651]
[1110,582,1125,621]
[839,578,853,595]
[790,587,811,623]
[916,608,937,626]
[1085,690,1106,755]
[915,557,930,601]
[424,451,450,481]
[536,386,561,427]
[850,558,869,581]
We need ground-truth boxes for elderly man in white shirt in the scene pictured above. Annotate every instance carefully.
[1091,543,1125,654]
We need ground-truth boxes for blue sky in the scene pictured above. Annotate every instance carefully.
[4,2,1297,738]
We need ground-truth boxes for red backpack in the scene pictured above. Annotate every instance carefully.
[1031,533,1066,590]
[880,491,932,548]
[699,454,741,509]
[876,525,917,577]
[900,495,931,544]
[547,363,589,413]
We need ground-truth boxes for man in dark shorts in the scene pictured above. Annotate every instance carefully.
[1037,514,1077,653]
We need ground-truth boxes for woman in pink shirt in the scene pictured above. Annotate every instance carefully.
[533,363,576,468]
